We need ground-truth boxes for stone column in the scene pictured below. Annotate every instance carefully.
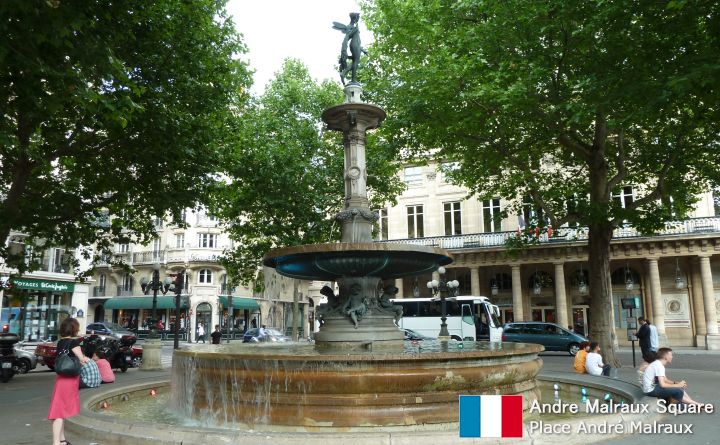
[470,267,480,296]
[699,255,720,349]
[647,258,669,345]
[511,265,524,321]
[394,278,404,299]
[554,262,569,329]
[690,258,707,347]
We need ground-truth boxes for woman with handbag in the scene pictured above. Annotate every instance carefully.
[48,317,89,445]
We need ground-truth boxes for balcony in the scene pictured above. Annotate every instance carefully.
[93,286,106,297]
[116,285,134,297]
[132,250,165,265]
[378,216,720,250]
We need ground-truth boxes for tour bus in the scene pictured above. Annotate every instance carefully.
[391,296,503,342]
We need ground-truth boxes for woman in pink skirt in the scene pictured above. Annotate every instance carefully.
[48,317,88,445]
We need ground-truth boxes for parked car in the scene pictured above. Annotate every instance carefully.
[403,328,433,341]
[242,328,291,343]
[13,343,37,374]
[86,322,136,341]
[501,322,588,356]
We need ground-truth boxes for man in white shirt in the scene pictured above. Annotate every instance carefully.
[642,347,701,405]
[648,322,659,352]
[585,342,611,376]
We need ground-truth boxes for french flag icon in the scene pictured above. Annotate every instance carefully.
[459,395,524,438]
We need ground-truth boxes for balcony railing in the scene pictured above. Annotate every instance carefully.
[378,216,720,250]
[116,285,134,296]
[93,287,106,297]
[132,251,165,264]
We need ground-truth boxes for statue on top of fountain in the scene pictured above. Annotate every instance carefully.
[333,12,367,86]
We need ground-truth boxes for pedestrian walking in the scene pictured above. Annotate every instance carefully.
[648,321,659,352]
[48,317,90,445]
[196,322,206,343]
[636,317,652,356]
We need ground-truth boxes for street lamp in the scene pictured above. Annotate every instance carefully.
[426,266,460,338]
[171,270,184,350]
[140,262,171,339]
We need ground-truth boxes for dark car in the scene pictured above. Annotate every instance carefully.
[35,335,143,370]
[403,328,433,341]
[242,328,291,343]
[86,322,136,341]
[501,322,587,356]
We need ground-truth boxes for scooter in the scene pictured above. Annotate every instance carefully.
[0,324,19,383]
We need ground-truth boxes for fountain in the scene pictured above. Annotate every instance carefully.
[66,14,547,443]
[167,12,543,430]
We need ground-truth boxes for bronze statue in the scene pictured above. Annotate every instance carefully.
[379,284,403,324]
[333,12,366,85]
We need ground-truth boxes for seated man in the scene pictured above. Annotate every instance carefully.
[573,341,590,374]
[585,342,611,376]
[642,347,701,405]
[79,356,102,389]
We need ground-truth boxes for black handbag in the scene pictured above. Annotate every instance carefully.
[55,349,81,376]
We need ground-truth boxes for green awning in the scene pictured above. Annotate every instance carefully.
[104,296,188,310]
[218,296,260,311]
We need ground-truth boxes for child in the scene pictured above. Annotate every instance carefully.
[94,349,115,384]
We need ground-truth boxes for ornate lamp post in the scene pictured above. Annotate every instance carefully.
[171,270,184,350]
[140,262,171,339]
[426,267,459,338]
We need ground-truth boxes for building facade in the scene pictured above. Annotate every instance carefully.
[379,161,720,349]
[0,237,91,341]
[89,210,312,340]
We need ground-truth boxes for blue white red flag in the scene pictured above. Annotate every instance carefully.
[459,395,523,438]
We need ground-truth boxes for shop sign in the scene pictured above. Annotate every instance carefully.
[189,254,219,262]
[11,278,75,293]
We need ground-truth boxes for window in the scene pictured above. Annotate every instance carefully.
[376,208,388,240]
[522,196,544,226]
[482,199,502,232]
[153,217,163,228]
[121,273,132,291]
[613,186,635,209]
[407,205,424,238]
[198,233,218,248]
[444,202,462,235]
[404,166,423,186]
[118,243,129,253]
[99,274,106,289]
[152,238,161,253]
[198,269,213,284]
[175,233,185,248]
[440,161,459,182]
[713,188,720,216]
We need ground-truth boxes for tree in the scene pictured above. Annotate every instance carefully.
[0,0,251,274]
[364,0,720,364]
[212,59,404,286]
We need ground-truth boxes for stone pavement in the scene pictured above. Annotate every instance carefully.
[1,347,717,445]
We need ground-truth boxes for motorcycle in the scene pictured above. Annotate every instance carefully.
[0,324,19,383]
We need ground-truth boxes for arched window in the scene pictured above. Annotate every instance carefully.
[198,269,213,284]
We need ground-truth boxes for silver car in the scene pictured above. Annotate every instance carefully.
[14,343,37,374]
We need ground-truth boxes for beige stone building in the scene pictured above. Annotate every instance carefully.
[88,210,312,340]
[379,161,720,349]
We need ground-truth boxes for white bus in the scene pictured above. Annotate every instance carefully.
[392,296,503,342]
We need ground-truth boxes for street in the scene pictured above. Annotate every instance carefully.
[0,345,717,445]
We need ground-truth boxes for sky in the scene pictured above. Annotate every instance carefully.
[226,0,372,94]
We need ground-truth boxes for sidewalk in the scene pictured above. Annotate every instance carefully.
[543,356,720,445]
[617,346,720,355]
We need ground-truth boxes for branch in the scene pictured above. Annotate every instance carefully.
[608,127,627,190]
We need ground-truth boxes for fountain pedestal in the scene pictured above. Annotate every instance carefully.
[140,338,162,371]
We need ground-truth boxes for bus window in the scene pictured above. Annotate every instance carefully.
[446,300,461,317]
[398,301,419,317]
[461,304,473,325]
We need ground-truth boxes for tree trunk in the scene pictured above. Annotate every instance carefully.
[587,223,620,367]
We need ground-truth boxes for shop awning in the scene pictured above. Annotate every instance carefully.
[104,296,189,310]
[218,296,260,311]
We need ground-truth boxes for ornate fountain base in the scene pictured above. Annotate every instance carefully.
[170,342,543,429]
[313,314,404,351]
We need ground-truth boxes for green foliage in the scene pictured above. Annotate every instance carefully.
[212,59,404,285]
[0,0,251,275]
[364,0,720,230]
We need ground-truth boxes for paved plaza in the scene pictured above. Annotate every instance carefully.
[1,344,717,445]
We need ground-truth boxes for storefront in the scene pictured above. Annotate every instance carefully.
[2,277,83,341]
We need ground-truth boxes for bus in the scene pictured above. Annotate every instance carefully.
[391,296,503,342]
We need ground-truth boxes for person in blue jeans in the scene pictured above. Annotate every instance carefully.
[642,347,701,405]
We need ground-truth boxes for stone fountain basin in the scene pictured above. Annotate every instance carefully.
[168,341,543,429]
[262,242,453,280]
